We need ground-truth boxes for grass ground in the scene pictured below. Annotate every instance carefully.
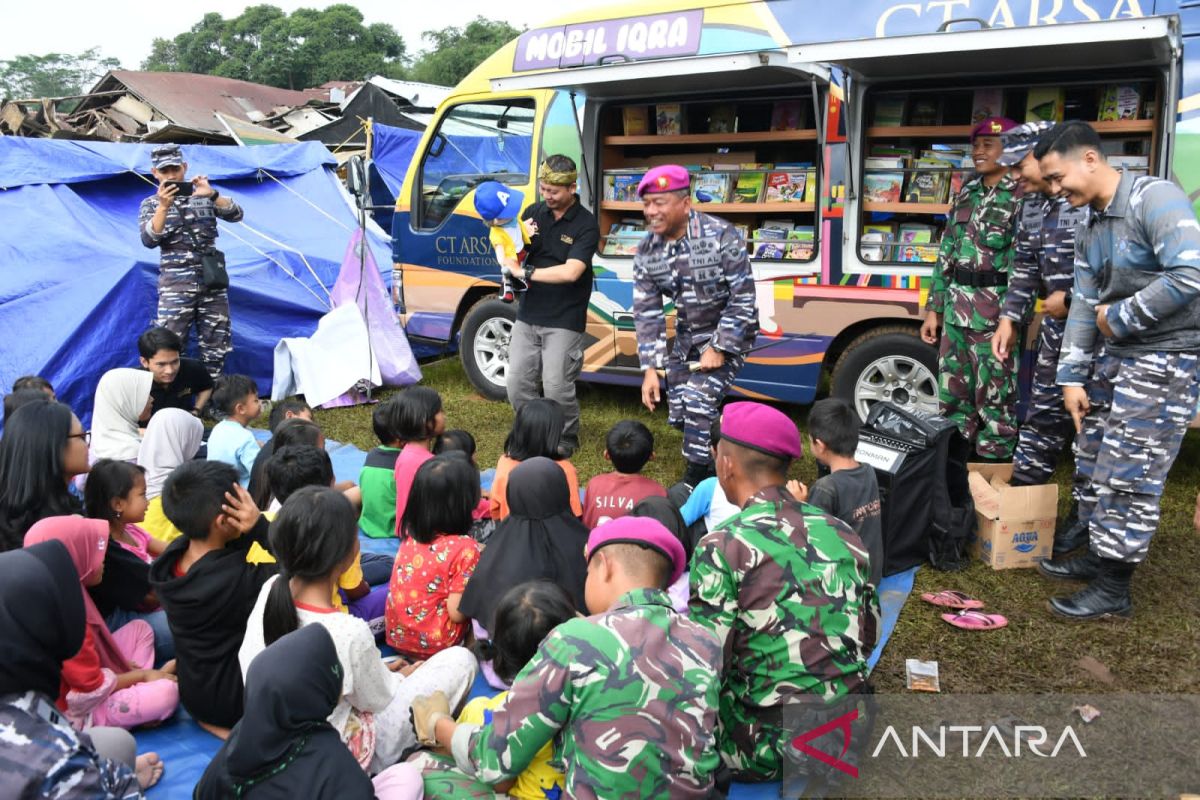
[313,357,1200,696]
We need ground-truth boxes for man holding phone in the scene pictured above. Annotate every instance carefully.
[138,144,244,378]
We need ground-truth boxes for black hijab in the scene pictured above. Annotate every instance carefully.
[460,457,590,630]
[630,495,693,561]
[0,540,85,699]
[195,624,375,800]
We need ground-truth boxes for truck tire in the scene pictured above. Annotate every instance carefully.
[831,325,939,421]
[459,298,516,401]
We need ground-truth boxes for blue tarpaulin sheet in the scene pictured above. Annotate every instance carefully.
[0,139,394,433]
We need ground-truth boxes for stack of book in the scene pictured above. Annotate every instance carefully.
[750,222,814,260]
[896,223,938,263]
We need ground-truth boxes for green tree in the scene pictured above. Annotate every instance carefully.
[0,47,121,100]
[409,17,521,87]
[140,4,407,89]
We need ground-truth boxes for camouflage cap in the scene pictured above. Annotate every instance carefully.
[151,145,184,169]
[997,120,1056,166]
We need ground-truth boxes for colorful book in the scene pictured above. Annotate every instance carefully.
[707,103,738,133]
[904,158,953,204]
[873,95,907,127]
[861,222,896,263]
[732,171,766,203]
[784,240,814,260]
[602,170,644,202]
[764,171,807,202]
[1098,85,1141,121]
[897,223,938,263]
[622,106,649,135]
[1026,88,1065,123]
[863,171,904,204]
[691,172,732,203]
[770,100,804,131]
[656,103,684,135]
[753,241,788,259]
[971,88,1004,124]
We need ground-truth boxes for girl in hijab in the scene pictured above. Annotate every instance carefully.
[197,624,424,800]
[137,407,204,543]
[489,399,582,520]
[0,399,89,551]
[25,517,179,732]
[460,457,590,630]
[0,540,163,797]
[91,368,154,462]
[630,496,692,613]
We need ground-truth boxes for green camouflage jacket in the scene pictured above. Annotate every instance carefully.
[926,172,1022,330]
[449,587,722,799]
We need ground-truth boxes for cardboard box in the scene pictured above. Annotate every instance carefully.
[968,463,1058,569]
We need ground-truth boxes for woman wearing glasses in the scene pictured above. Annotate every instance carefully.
[0,399,91,551]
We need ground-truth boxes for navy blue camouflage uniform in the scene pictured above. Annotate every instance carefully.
[138,172,243,378]
[634,210,758,464]
[1058,171,1200,563]
[1002,193,1090,486]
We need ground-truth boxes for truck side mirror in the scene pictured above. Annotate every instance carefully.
[345,155,367,198]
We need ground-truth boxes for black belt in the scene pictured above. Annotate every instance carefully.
[952,267,1007,288]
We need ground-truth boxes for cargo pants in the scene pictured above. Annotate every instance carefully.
[938,322,1019,460]
[665,333,744,465]
[1074,350,1200,563]
[156,265,231,379]
[1011,317,1074,486]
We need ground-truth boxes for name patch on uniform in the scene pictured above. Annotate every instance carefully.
[560,234,574,245]
[1057,208,1090,228]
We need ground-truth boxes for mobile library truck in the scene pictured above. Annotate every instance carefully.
[390,0,1192,417]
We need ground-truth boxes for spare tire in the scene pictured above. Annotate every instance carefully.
[831,325,939,421]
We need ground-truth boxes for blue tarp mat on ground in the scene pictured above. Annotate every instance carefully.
[0,139,394,435]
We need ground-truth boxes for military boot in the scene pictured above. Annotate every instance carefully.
[1047,559,1135,620]
[1052,501,1089,555]
[1038,549,1101,581]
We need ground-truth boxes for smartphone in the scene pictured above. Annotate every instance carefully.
[165,180,193,196]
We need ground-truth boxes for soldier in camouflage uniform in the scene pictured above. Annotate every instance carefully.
[690,402,878,781]
[921,117,1022,461]
[992,122,1093,552]
[138,145,244,378]
[1034,121,1200,620]
[634,165,758,487]
[412,516,722,799]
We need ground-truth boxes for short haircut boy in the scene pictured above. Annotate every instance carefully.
[3,389,48,423]
[371,396,402,444]
[162,460,241,540]
[433,429,476,458]
[12,375,54,395]
[807,398,861,458]
[605,420,654,474]
[137,327,183,360]
[1033,119,1104,160]
[268,396,311,433]
[266,445,334,503]
[211,375,258,418]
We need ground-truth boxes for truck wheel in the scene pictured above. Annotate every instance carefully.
[831,326,939,421]
[459,298,516,401]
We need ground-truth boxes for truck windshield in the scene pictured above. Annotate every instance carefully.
[417,98,536,229]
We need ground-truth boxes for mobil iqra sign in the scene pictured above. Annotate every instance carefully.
[513,10,703,71]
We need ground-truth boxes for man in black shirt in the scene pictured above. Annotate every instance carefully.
[138,327,213,417]
[510,155,600,457]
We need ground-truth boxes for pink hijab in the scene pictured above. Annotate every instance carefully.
[24,516,127,673]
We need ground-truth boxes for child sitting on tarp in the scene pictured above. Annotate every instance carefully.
[473,181,536,302]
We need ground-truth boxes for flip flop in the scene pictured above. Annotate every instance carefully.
[942,610,1008,631]
[921,590,985,610]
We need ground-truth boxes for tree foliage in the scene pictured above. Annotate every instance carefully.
[408,17,521,87]
[141,4,407,89]
[0,47,121,100]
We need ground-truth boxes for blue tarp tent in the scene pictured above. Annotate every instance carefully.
[0,139,394,432]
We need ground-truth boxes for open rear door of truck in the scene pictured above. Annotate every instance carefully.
[788,16,1181,275]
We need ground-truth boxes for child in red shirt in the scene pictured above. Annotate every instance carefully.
[582,420,666,529]
[386,454,481,658]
